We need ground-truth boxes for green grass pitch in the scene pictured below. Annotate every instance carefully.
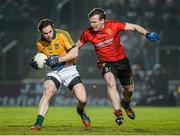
[0,106,180,135]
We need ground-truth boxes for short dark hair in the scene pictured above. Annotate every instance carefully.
[38,18,54,32]
[88,8,106,20]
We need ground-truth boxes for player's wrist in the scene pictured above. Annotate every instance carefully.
[55,57,59,64]
[145,32,150,37]
[57,57,64,64]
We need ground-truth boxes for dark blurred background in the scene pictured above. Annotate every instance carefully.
[0,0,180,106]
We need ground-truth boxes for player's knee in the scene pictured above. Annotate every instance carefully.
[43,84,55,97]
[107,80,116,88]
[76,92,87,105]
[106,76,116,88]
[124,84,134,93]
[78,97,87,104]
[128,86,134,93]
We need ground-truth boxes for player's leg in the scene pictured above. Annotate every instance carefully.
[117,58,135,120]
[31,76,60,131]
[121,83,135,119]
[72,81,91,127]
[97,62,123,125]
[122,83,134,102]
[104,72,124,125]
[62,65,90,127]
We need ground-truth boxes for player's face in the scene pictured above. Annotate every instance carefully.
[89,15,105,31]
[41,25,54,42]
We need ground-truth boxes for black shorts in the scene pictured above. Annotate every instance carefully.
[97,58,133,86]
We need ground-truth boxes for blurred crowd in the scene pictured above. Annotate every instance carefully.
[95,0,179,27]
[131,63,176,106]
[0,0,37,20]
[0,0,179,31]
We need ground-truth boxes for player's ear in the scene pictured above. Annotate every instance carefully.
[52,23,55,29]
[101,19,105,24]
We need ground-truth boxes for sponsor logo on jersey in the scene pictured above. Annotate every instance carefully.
[48,46,52,50]
[95,38,113,48]
[106,28,113,35]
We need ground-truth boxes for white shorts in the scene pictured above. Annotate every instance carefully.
[47,65,80,88]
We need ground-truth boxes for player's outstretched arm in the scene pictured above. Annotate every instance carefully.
[58,40,83,63]
[125,23,160,42]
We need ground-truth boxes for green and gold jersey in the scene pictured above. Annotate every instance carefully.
[36,29,75,64]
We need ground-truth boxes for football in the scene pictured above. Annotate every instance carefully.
[34,52,47,69]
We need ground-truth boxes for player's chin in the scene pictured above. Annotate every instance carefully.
[47,38,53,42]
[92,28,98,31]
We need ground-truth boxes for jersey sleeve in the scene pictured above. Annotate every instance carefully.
[79,30,89,44]
[115,20,126,31]
[36,41,43,52]
[60,30,74,50]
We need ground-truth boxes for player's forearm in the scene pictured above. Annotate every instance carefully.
[133,24,149,36]
[58,46,79,63]
[125,23,148,36]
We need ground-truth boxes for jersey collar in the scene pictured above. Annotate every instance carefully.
[53,30,56,39]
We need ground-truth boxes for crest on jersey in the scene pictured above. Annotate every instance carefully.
[106,28,113,35]
[48,46,52,50]
[55,44,59,49]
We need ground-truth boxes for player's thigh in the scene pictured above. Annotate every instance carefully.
[111,58,133,86]
[73,83,87,102]
[43,79,58,95]
[104,72,116,87]
[97,61,116,87]
[46,71,62,88]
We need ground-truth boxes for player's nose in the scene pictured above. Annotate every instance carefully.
[90,23,94,27]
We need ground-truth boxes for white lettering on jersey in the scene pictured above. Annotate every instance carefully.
[95,38,113,48]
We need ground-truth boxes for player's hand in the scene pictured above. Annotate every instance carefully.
[146,32,160,42]
[46,55,60,66]
[54,62,66,71]
[29,58,38,69]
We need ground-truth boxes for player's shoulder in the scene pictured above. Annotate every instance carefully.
[106,19,123,24]
[36,38,44,45]
[36,38,48,48]
[36,39,47,52]
[55,28,72,39]
[55,29,70,36]
[105,20,125,30]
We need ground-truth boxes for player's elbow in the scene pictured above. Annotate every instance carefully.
[125,23,136,31]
